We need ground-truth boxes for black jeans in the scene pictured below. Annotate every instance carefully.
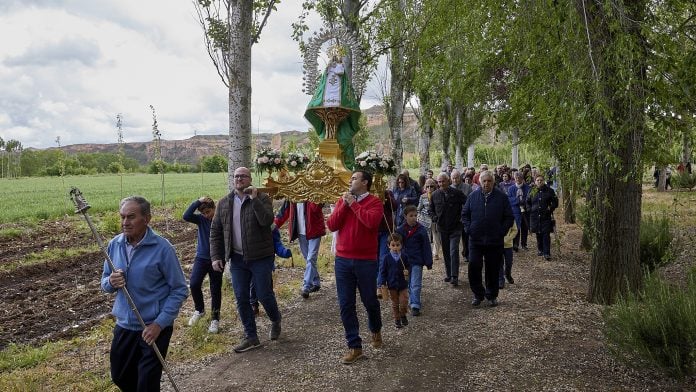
[110,325,173,392]
[439,229,461,279]
[536,232,551,256]
[189,257,223,320]
[513,212,529,249]
[468,243,503,300]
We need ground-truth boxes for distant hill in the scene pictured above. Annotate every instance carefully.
[45,106,419,165]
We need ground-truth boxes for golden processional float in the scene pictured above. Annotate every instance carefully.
[259,27,393,203]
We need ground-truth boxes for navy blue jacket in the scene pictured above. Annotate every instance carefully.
[183,200,212,261]
[378,253,410,290]
[461,188,514,247]
[396,223,433,268]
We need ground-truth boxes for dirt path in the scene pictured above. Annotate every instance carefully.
[164,223,694,392]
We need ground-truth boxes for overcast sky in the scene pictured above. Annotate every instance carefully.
[0,1,383,149]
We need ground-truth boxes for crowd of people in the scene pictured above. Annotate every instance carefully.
[99,162,560,389]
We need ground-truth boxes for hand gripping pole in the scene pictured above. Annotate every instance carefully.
[69,187,180,392]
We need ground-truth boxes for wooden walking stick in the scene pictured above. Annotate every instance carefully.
[69,187,181,392]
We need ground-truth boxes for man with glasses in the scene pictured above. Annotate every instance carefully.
[210,167,282,352]
[430,173,466,286]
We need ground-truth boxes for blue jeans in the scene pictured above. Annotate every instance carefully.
[189,257,223,320]
[439,230,461,279]
[335,257,382,349]
[408,265,424,310]
[228,254,281,339]
[468,243,503,300]
[499,248,513,287]
[536,232,551,256]
[299,234,322,291]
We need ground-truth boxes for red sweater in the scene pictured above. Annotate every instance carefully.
[327,194,383,260]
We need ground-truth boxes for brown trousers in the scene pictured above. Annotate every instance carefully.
[388,288,409,320]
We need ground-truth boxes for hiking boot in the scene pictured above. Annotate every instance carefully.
[411,307,421,317]
[371,332,383,348]
[489,298,499,307]
[269,321,281,341]
[233,337,261,353]
[506,274,515,284]
[400,316,408,326]
[450,277,459,287]
[472,298,482,307]
[301,288,310,299]
[444,277,451,283]
[309,285,321,293]
[188,310,204,326]
[208,320,219,334]
[341,348,363,364]
[544,255,551,261]
[395,319,403,329]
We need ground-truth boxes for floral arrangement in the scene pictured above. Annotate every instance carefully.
[255,148,285,173]
[354,151,397,176]
[286,152,311,172]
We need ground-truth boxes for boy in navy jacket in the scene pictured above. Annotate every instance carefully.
[395,205,432,316]
[378,233,410,328]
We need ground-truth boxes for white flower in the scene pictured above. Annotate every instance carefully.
[380,161,389,168]
[360,161,367,167]
[274,158,281,164]
[257,158,263,163]
[290,161,297,166]
[356,152,369,159]
[261,157,269,163]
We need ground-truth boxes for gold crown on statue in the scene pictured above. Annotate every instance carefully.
[328,44,346,60]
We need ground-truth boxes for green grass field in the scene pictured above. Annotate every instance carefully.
[0,172,267,223]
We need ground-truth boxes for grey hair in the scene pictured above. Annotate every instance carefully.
[437,172,450,181]
[120,196,151,216]
[479,170,494,181]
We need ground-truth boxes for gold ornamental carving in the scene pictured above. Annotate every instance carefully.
[264,157,350,204]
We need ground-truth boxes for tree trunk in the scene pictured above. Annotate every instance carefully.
[226,0,253,192]
[388,52,406,169]
[467,144,475,168]
[418,114,433,174]
[454,105,464,170]
[582,0,645,304]
[656,164,667,191]
[511,128,519,169]
[682,130,691,166]
[440,99,452,171]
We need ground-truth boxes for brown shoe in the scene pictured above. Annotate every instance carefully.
[341,348,363,364]
[371,332,383,349]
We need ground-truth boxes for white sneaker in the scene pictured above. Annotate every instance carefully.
[208,320,219,334]
[188,310,204,326]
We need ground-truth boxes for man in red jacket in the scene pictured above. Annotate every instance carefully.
[327,170,383,365]
[275,201,326,299]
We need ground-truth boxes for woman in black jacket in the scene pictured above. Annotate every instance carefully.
[526,175,558,260]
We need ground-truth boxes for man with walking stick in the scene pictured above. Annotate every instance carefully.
[101,196,188,391]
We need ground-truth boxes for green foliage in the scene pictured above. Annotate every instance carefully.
[98,213,121,236]
[670,172,696,190]
[0,227,23,240]
[0,342,62,372]
[604,269,696,377]
[199,154,228,173]
[639,215,673,272]
[0,173,232,223]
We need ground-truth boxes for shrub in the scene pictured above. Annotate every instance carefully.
[670,172,696,190]
[639,214,672,272]
[603,269,696,377]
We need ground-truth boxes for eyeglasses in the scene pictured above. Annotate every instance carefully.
[426,185,436,188]
[234,174,250,179]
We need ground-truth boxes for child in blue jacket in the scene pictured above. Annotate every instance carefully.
[378,232,410,328]
[396,205,433,317]
[183,197,222,333]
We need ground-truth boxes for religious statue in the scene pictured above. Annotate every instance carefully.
[304,46,361,170]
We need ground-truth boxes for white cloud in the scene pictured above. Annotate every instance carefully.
[0,1,383,149]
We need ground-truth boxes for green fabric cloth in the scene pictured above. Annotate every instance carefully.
[304,66,361,170]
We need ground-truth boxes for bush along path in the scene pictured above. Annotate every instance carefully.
[165,222,694,392]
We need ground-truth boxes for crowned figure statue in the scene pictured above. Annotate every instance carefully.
[304,45,361,170]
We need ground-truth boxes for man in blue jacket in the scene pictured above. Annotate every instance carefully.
[101,196,188,391]
[462,171,514,307]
